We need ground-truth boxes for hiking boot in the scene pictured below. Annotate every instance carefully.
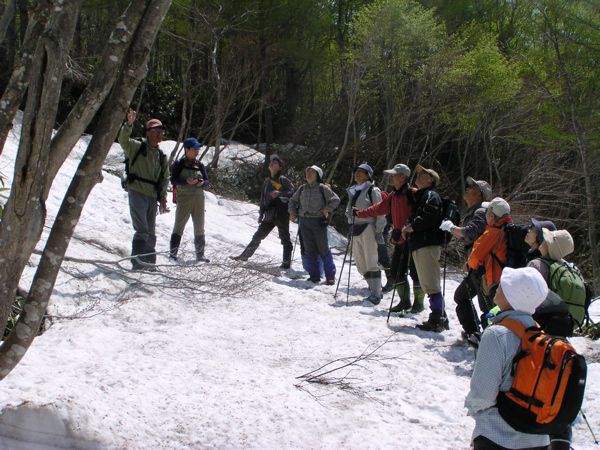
[307,276,321,283]
[382,279,395,293]
[131,238,146,270]
[282,244,292,270]
[365,294,382,305]
[169,233,182,261]
[461,331,481,348]
[416,312,449,333]
[409,286,425,313]
[390,282,411,312]
[230,241,258,263]
[325,278,335,286]
[194,235,210,263]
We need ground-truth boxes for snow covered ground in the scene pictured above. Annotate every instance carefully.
[0,117,598,449]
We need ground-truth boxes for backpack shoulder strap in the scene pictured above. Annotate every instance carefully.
[490,225,508,268]
[129,141,147,170]
[319,183,327,203]
[366,185,374,203]
[496,318,526,338]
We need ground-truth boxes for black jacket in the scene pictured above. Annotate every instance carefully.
[259,175,295,222]
[407,187,444,251]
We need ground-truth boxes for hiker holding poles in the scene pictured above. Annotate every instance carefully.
[354,164,422,313]
[440,176,492,344]
[343,164,386,304]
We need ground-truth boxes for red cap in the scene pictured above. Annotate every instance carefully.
[145,118,164,130]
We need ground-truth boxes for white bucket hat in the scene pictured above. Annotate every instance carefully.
[500,267,549,314]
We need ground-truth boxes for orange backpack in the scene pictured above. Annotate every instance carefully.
[496,318,587,434]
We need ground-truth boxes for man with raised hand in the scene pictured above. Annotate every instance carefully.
[118,109,169,270]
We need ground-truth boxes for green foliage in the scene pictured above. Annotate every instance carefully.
[138,77,180,131]
[436,31,522,132]
[350,0,443,72]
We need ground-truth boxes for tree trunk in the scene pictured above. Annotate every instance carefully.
[326,62,363,184]
[0,1,81,332]
[0,1,53,156]
[0,0,172,380]
[0,0,16,45]
[46,0,148,183]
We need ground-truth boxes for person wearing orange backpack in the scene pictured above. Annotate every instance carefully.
[466,197,512,334]
[465,267,550,450]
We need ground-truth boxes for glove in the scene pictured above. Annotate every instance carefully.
[201,180,210,188]
[439,219,456,232]
[158,199,169,214]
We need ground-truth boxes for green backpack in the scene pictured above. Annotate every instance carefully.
[541,259,587,328]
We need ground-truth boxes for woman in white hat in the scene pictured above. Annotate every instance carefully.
[288,166,340,285]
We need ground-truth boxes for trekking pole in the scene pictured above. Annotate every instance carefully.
[386,286,397,324]
[334,232,352,299]
[346,232,353,306]
[442,236,449,297]
[580,409,599,445]
[345,214,356,306]
[291,231,299,263]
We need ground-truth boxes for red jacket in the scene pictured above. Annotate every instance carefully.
[468,216,512,287]
[356,184,412,243]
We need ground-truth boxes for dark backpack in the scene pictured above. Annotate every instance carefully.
[492,223,529,269]
[496,318,587,435]
[121,141,146,190]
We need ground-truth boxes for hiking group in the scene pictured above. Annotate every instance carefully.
[118,111,591,450]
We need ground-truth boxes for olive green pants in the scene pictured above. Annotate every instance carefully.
[172,187,205,236]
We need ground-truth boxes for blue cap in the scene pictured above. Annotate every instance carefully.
[183,137,202,149]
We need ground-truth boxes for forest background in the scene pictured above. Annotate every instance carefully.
[0,1,599,308]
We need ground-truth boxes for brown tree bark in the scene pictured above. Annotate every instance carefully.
[0,0,172,380]
[0,1,81,332]
[0,1,53,156]
[0,0,16,45]
[46,0,148,183]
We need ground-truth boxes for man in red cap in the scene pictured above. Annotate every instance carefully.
[118,109,169,270]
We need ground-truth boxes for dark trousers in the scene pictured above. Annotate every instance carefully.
[473,436,548,450]
[389,242,419,286]
[454,269,489,334]
[250,214,292,251]
[129,190,157,261]
[299,217,335,280]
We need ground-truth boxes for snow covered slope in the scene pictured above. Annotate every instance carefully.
[0,116,598,449]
